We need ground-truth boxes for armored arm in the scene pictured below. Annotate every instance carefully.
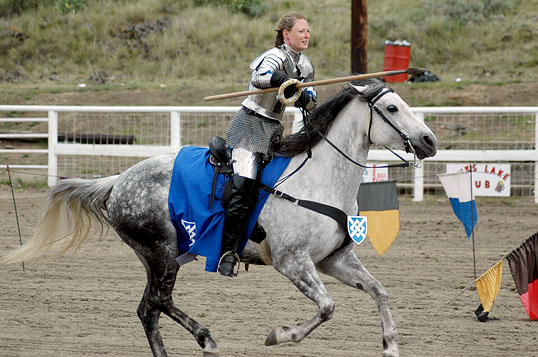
[250,49,288,89]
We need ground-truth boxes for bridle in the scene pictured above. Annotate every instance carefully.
[268,86,420,191]
[368,88,414,154]
[301,87,420,170]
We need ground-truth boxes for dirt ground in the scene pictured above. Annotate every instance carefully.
[0,188,537,357]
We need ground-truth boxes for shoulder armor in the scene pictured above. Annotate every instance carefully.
[249,47,287,71]
[297,54,315,81]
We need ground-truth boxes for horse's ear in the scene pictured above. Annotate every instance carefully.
[349,84,368,94]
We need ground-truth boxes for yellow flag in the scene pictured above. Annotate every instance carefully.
[475,260,503,312]
[362,210,400,255]
[357,181,399,256]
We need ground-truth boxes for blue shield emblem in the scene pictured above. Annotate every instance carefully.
[347,216,367,245]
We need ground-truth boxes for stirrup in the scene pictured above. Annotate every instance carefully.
[217,251,240,277]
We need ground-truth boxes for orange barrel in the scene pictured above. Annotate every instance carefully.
[383,40,411,82]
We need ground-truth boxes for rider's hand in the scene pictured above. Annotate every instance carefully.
[270,71,290,87]
[294,90,310,108]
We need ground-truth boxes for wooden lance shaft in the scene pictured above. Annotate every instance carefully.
[204,67,425,102]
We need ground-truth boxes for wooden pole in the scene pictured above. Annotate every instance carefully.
[204,68,425,102]
[351,0,368,74]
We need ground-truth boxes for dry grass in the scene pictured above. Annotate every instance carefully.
[0,0,536,87]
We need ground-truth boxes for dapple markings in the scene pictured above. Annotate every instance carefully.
[3,79,437,357]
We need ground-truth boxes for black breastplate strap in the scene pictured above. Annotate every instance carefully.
[262,186,353,257]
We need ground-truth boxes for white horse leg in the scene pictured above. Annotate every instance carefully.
[266,252,335,346]
[317,247,399,357]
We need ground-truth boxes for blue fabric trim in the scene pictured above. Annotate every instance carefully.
[168,146,291,272]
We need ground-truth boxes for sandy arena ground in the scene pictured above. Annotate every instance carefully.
[1,189,537,356]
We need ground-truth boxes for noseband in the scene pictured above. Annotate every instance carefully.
[367,88,415,156]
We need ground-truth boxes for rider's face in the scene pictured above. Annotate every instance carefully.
[284,19,310,52]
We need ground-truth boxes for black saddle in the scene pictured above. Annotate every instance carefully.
[208,136,232,168]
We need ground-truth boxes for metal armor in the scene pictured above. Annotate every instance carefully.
[241,43,317,121]
[231,147,258,179]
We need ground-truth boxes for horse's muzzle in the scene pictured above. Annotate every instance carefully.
[414,134,438,160]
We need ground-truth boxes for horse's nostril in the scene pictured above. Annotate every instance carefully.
[423,135,435,148]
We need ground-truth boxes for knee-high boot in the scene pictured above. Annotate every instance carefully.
[218,174,257,277]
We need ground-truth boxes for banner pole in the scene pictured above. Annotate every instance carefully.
[470,167,477,280]
[7,165,25,272]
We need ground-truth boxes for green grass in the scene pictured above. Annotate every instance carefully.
[1,0,536,88]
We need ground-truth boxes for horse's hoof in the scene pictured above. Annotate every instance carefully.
[382,350,399,357]
[265,326,292,346]
[265,329,278,346]
[202,342,219,356]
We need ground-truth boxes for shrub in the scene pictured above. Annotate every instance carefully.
[0,0,48,16]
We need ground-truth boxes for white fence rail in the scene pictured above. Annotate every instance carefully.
[0,105,536,203]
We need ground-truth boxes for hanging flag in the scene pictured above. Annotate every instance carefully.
[506,231,538,320]
[357,180,399,256]
[438,171,478,239]
[475,260,503,314]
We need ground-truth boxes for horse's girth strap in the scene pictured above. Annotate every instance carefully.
[262,187,352,250]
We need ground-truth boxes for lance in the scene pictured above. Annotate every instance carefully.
[204,67,425,102]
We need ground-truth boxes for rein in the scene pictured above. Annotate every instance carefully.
[316,87,420,170]
[265,87,420,192]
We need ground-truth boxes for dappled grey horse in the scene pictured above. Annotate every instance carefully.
[4,79,437,356]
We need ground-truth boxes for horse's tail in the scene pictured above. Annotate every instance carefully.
[2,175,118,264]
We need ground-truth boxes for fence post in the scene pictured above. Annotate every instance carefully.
[292,109,303,134]
[412,164,424,202]
[171,111,181,148]
[47,111,58,187]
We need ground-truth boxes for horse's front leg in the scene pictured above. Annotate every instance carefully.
[317,245,399,357]
[266,251,335,346]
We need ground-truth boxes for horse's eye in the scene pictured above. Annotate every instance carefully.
[387,105,398,113]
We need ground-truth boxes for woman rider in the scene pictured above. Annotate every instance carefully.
[218,12,317,277]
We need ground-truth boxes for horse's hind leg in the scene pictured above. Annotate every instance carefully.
[317,247,398,357]
[266,252,335,346]
[135,250,218,356]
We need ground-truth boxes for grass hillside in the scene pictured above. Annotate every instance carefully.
[0,0,537,106]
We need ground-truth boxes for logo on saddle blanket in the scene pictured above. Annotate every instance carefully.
[181,219,197,246]
[347,216,367,245]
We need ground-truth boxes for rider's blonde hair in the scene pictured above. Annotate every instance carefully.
[274,12,307,47]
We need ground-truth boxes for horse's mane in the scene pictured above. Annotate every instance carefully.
[277,78,387,156]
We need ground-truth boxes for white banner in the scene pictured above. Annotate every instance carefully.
[446,163,511,197]
[362,164,388,183]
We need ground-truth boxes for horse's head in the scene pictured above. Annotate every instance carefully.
[350,82,437,160]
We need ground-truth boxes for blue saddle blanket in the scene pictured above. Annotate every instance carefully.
[168,146,291,272]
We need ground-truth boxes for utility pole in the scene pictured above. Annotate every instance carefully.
[351,0,367,74]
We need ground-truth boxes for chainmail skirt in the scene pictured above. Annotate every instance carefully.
[226,107,284,155]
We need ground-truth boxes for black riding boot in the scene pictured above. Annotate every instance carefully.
[218,174,257,277]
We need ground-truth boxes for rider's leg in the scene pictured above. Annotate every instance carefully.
[218,148,259,277]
